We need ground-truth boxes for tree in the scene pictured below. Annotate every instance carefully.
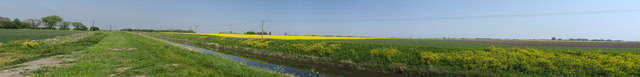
[254,31,267,35]
[0,16,10,28]
[245,31,256,34]
[24,19,42,28]
[59,21,71,30]
[2,22,17,29]
[89,26,99,31]
[3,18,29,29]
[41,15,63,29]
[551,37,556,40]
[72,22,87,31]
[187,29,194,33]
[13,18,31,29]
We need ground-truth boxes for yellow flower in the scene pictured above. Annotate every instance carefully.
[22,40,40,48]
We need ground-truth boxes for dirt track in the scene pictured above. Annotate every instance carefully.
[458,40,640,48]
[0,55,76,77]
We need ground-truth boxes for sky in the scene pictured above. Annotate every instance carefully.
[1,0,640,41]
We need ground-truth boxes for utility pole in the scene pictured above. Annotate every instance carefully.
[261,20,264,39]
[109,25,112,31]
[195,25,200,36]
[91,19,95,31]
[91,19,95,27]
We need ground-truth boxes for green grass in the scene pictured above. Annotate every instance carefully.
[149,32,640,76]
[0,29,84,42]
[30,32,284,77]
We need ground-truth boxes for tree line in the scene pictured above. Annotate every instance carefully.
[244,31,271,35]
[552,37,622,41]
[120,28,195,33]
[0,15,99,31]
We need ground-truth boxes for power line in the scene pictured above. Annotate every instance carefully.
[269,9,640,22]
[211,21,261,27]
[7,0,84,21]
[9,0,60,15]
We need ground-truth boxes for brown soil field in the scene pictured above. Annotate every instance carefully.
[458,40,640,48]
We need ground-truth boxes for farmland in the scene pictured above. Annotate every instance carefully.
[5,0,640,76]
[0,31,98,68]
[148,32,640,76]
[312,39,640,52]
[26,32,285,77]
[2,29,639,77]
[0,30,286,77]
[0,29,84,42]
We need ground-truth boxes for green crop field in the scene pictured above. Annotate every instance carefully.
[148,32,640,76]
[0,29,84,42]
[0,31,100,68]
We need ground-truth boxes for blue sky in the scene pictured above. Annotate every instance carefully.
[1,0,639,41]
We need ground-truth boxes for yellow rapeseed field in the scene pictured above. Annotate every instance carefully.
[174,33,381,40]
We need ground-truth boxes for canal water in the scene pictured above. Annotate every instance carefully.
[163,40,328,76]
[160,39,398,77]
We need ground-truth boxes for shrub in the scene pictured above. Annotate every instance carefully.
[289,42,341,55]
[320,43,341,54]
[22,40,39,48]
[239,39,270,48]
[6,40,24,46]
[350,49,359,59]
[197,36,209,40]
[419,51,441,64]
[370,47,400,61]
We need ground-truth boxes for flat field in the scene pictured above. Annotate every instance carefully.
[314,39,640,52]
[179,33,640,52]
[27,32,284,77]
[0,29,84,42]
[458,39,640,48]
[175,33,380,40]
[1,31,284,77]
[151,32,640,76]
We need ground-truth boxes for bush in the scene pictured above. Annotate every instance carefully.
[369,47,400,62]
[21,40,40,48]
[239,39,270,48]
[197,36,209,40]
[419,51,441,64]
[289,42,341,55]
